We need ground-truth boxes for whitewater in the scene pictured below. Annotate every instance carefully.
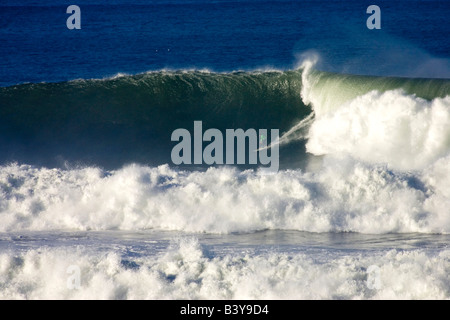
[1,60,449,299]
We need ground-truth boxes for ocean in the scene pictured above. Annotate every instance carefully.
[0,0,449,300]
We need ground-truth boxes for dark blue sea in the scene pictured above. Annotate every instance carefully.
[1,0,449,86]
[0,0,449,300]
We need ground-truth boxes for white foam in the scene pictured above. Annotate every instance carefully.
[0,239,448,299]
[305,90,450,171]
[0,158,449,234]
[297,57,450,171]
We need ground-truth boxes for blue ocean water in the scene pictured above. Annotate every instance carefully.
[1,0,449,86]
[0,0,449,300]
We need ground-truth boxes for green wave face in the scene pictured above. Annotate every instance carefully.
[305,71,450,116]
[0,71,309,168]
[0,70,448,169]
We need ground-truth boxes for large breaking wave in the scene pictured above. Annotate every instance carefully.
[0,63,449,234]
[1,68,448,169]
